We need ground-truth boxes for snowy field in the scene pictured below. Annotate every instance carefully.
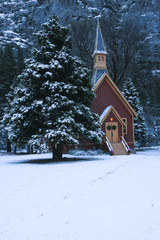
[0,149,160,240]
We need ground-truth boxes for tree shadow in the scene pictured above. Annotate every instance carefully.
[11,157,94,165]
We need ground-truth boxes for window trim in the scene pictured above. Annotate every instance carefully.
[122,118,127,135]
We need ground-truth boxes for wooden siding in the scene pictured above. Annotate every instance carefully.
[91,78,134,144]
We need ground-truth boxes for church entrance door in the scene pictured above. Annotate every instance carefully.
[105,122,118,143]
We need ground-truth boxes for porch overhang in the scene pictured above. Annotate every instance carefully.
[100,105,126,126]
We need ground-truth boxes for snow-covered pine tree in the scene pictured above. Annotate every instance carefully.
[0,45,17,152]
[153,119,159,145]
[3,15,102,159]
[122,78,147,146]
[17,46,25,75]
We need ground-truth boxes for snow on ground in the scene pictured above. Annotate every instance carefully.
[0,149,160,240]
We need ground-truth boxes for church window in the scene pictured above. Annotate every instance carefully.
[102,56,104,61]
[98,56,101,61]
[122,118,127,134]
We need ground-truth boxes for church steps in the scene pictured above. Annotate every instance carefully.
[111,142,128,155]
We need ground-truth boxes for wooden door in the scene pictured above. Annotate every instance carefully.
[105,122,118,143]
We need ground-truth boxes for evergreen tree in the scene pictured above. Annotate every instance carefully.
[0,48,7,150]
[0,45,17,152]
[122,78,147,146]
[0,45,17,113]
[17,46,25,74]
[0,48,4,117]
[152,119,159,145]
[4,15,102,159]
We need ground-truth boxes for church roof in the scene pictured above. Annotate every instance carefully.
[91,69,107,86]
[92,19,107,56]
[100,105,112,122]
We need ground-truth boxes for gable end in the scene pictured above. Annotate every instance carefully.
[93,73,138,118]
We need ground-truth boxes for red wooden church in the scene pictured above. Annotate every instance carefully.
[64,20,137,155]
[89,20,138,155]
[66,20,137,156]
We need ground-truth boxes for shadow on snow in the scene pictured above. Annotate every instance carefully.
[10,157,103,165]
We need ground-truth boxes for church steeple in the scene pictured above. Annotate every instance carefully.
[92,19,108,86]
[93,19,107,55]
[93,19,107,70]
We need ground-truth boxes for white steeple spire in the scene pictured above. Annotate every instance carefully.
[92,19,108,86]
[93,18,107,57]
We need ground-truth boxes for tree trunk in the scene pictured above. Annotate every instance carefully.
[27,145,30,154]
[14,146,17,154]
[31,146,33,154]
[7,139,11,152]
[52,142,63,160]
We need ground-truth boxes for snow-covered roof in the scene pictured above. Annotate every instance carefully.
[99,105,126,125]
[92,50,107,56]
[91,68,108,86]
[100,106,112,122]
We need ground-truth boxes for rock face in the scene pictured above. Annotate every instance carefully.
[0,0,91,50]
[0,1,158,48]
[0,0,50,50]
[0,1,159,59]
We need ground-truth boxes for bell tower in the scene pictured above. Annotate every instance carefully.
[92,19,108,86]
[93,19,107,70]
